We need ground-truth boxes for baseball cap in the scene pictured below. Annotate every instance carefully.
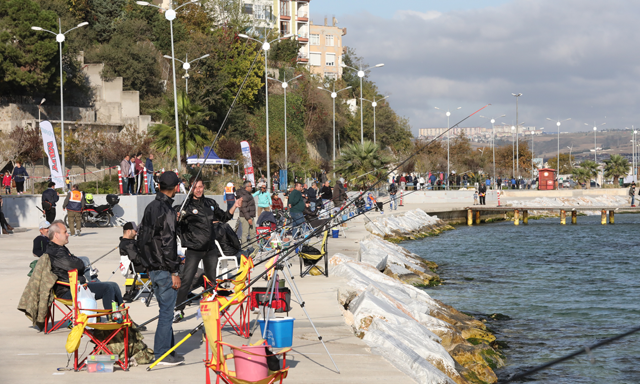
[123,222,138,232]
[159,171,180,190]
[39,220,51,230]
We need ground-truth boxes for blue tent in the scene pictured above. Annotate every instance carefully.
[186,147,236,165]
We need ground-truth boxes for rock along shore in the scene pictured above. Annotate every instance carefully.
[331,209,504,384]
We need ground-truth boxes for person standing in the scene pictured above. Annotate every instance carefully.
[120,155,131,195]
[388,181,398,210]
[288,182,305,238]
[0,196,14,234]
[128,154,136,195]
[42,181,59,223]
[478,181,487,205]
[174,176,240,322]
[307,182,318,211]
[223,182,236,211]
[253,183,271,217]
[146,153,156,194]
[321,170,327,184]
[134,153,144,194]
[332,178,347,210]
[12,161,28,195]
[485,177,492,192]
[2,171,11,194]
[137,171,184,366]
[629,182,636,207]
[497,176,502,190]
[320,180,332,209]
[235,181,256,246]
[63,184,85,237]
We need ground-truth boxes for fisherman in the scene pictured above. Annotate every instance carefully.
[629,182,636,207]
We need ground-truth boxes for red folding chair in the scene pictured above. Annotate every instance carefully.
[44,281,73,334]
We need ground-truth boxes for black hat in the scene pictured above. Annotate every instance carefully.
[159,171,180,190]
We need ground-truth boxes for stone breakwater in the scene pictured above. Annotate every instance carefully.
[330,209,504,384]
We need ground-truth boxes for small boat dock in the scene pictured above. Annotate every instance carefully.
[465,206,640,225]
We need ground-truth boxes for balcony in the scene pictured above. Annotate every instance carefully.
[297,52,309,63]
[297,13,309,22]
[280,15,291,20]
[297,33,308,43]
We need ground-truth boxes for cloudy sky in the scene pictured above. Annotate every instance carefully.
[311,0,640,135]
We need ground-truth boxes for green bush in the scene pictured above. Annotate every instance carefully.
[78,174,119,194]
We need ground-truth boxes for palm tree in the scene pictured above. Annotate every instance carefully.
[334,141,393,189]
[603,154,629,186]
[572,167,590,188]
[149,91,212,165]
[579,160,599,188]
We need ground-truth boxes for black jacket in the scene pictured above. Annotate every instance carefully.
[320,186,332,200]
[42,188,59,209]
[306,187,317,203]
[211,222,241,257]
[119,237,145,272]
[333,183,347,205]
[33,235,50,257]
[47,242,86,297]
[138,192,179,273]
[178,196,232,251]
[478,184,487,194]
[235,188,256,220]
[388,183,398,195]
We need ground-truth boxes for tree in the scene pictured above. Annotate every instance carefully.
[578,160,599,189]
[334,141,393,189]
[572,167,590,187]
[603,154,629,185]
[547,153,575,174]
[89,0,125,42]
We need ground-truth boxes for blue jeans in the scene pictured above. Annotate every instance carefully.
[147,172,156,194]
[632,196,635,206]
[290,211,304,239]
[149,270,177,359]
[226,200,235,211]
[61,281,123,310]
[390,194,397,210]
[310,201,316,212]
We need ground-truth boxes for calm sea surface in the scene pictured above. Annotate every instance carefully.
[402,214,640,383]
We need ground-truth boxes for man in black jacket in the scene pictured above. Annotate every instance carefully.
[320,180,333,209]
[137,171,183,366]
[119,222,146,302]
[174,177,241,319]
[478,181,487,205]
[47,220,123,309]
[42,181,59,223]
[235,181,255,246]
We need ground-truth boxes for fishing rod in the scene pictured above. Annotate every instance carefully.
[147,104,491,369]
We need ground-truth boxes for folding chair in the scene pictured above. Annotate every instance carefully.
[120,257,153,306]
[44,281,73,334]
[67,270,132,371]
[214,240,239,281]
[214,255,254,338]
[298,230,329,278]
[202,300,290,384]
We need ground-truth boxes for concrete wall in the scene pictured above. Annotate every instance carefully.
[401,190,498,205]
[121,91,140,118]
[500,188,627,198]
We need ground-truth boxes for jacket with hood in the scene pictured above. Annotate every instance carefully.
[137,192,179,273]
[332,182,347,205]
[235,188,256,220]
[252,190,272,208]
[178,195,232,251]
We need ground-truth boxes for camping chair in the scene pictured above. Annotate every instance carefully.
[44,281,73,334]
[298,231,329,278]
[214,240,239,281]
[67,270,132,371]
[211,255,254,338]
[120,257,153,306]
[202,300,290,384]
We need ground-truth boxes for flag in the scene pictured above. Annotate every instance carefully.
[39,121,65,189]
[240,141,255,187]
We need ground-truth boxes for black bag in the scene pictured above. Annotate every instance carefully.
[264,346,280,371]
[300,245,321,255]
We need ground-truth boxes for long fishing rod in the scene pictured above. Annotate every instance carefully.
[501,324,640,383]
[147,105,491,369]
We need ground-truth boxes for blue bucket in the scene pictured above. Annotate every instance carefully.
[342,214,348,222]
[257,318,295,348]
[332,229,339,238]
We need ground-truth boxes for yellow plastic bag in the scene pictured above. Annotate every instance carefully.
[65,313,88,353]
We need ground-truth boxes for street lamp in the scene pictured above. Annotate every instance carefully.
[268,73,302,176]
[479,114,506,189]
[238,32,294,191]
[318,85,352,178]
[340,62,384,146]
[546,118,571,174]
[585,122,606,163]
[511,125,515,178]
[163,53,210,94]
[37,98,46,123]
[32,19,88,187]
[137,0,200,172]
[531,127,544,180]
[512,93,522,176]
[435,107,461,190]
[361,96,389,145]
[566,146,573,170]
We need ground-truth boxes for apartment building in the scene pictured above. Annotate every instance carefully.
[309,17,346,79]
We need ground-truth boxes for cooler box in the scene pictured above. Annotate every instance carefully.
[250,287,291,313]
[257,317,295,348]
[86,354,117,373]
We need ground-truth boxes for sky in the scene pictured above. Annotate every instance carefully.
[310,0,640,135]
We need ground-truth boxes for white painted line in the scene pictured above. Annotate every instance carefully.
[45,353,68,355]
[17,353,39,356]
[53,373,65,375]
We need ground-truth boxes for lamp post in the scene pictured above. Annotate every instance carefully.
[239,32,294,191]
[31,19,88,187]
[479,114,506,189]
[585,122,606,163]
[566,146,573,170]
[635,129,638,176]
[340,62,384,146]
[512,93,522,176]
[531,127,544,180]
[163,53,210,94]
[546,118,571,174]
[37,98,46,123]
[268,73,302,175]
[137,1,200,172]
[511,125,515,178]
[435,107,461,190]
[318,85,352,178]
[361,96,389,145]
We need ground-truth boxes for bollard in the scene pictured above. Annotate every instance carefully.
[609,210,614,224]
[399,190,404,206]
[475,210,481,225]
[497,190,501,207]
[467,209,473,226]
[514,209,520,226]
[560,210,566,225]
[523,210,529,225]
[143,167,149,194]
[571,210,577,224]
[601,210,607,225]
[117,166,123,195]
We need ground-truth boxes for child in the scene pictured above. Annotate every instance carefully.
[473,190,478,205]
[2,171,11,194]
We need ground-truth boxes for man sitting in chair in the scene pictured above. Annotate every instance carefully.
[47,220,124,309]
[119,222,147,302]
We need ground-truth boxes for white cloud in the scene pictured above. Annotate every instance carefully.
[340,0,640,134]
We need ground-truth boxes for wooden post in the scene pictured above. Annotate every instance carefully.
[467,209,473,226]
[609,210,614,224]
[514,209,520,226]
[560,210,566,225]
[475,210,481,225]
[601,209,607,225]
[523,210,529,225]
[571,210,577,224]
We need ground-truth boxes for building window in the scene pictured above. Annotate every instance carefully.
[309,52,321,66]
[254,5,272,20]
[310,34,319,45]
[280,21,289,34]
[243,4,253,15]
[325,34,334,47]
[325,53,335,67]
[280,1,290,17]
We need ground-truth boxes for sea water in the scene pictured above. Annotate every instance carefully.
[403,214,640,383]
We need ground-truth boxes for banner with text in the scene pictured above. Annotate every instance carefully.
[240,141,255,187]
[39,121,65,189]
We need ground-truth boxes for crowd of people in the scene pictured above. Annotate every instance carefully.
[119,153,157,195]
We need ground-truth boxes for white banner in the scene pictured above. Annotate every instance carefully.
[39,121,65,189]
[240,141,255,187]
